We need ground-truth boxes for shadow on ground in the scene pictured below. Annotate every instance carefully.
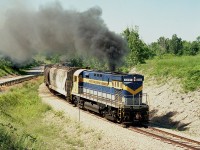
[150,109,191,131]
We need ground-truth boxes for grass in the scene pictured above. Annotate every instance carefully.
[0,78,51,149]
[0,64,16,77]
[0,78,102,149]
[136,54,200,92]
[0,58,26,77]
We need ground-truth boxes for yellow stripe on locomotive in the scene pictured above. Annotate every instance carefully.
[71,69,145,107]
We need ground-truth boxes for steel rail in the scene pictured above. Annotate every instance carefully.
[130,127,200,150]
[72,104,200,150]
[150,127,200,145]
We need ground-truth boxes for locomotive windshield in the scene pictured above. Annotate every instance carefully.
[122,74,145,106]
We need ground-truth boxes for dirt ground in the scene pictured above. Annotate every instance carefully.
[130,68,200,140]
[39,84,186,150]
[143,78,200,139]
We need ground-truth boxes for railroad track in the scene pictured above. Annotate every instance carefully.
[0,74,42,87]
[130,127,200,150]
[71,104,200,149]
[50,89,200,150]
[75,106,200,150]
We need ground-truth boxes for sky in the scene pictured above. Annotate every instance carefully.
[0,0,200,44]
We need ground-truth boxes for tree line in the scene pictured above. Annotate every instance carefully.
[123,27,200,68]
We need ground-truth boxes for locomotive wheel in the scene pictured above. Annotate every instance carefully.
[101,111,106,117]
[117,118,122,124]
[49,89,54,94]
[72,96,78,107]
[122,123,129,128]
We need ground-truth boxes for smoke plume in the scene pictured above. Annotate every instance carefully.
[0,2,128,71]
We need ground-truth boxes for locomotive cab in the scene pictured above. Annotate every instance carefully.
[72,69,86,94]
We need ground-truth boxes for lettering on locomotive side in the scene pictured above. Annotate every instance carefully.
[124,78,143,82]
[87,79,108,86]
[124,78,133,82]
[135,78,143,81]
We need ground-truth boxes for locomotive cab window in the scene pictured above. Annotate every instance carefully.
[112,81,122,88]
[85,73,89,78]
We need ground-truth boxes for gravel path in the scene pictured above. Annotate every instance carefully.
[39,84,184,150]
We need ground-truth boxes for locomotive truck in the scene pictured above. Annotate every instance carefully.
[44,64,149,125]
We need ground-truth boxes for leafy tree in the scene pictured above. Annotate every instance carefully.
[69,57,84,67]
[157,37,170,54]
[183,40,199,56]
[190,41,199,55]
[122,27,152,67]
[150,37,170,57]
[196,36,200,54]
[148,42,159,56]
[169,34,183,55]
[46,54,61,64]
[196,36,200,43]
[182,40,191,55]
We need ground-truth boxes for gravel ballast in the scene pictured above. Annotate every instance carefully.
[39,84,184,150]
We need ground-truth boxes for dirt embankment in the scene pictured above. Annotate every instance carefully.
[143,77,200,138]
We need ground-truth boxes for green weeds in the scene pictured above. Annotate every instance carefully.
[136,55,200,91]
[0,78,49,149]
[0,78,102,149]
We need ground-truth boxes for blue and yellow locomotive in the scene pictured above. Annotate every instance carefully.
[71,69,149,125]
[44,65,149,125]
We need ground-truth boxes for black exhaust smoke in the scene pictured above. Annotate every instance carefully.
[0,2,128,71]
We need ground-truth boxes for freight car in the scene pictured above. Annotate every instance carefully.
[44,65,149,125]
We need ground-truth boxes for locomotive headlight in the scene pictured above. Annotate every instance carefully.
[133,77,136,81]
[135,112,142,120]
[122,97,125,103]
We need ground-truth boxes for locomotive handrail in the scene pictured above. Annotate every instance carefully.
[116,94,148,106]
[78,86,148,107]
[78,86,122,107]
